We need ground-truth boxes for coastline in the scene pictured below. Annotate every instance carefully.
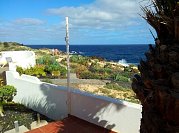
[0,42,140,103]
[27,44,148,64]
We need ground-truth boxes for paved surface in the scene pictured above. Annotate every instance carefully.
[4,125,29,133]
[26,115,116,133]
[51,78,109,85]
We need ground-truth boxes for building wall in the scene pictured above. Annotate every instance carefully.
[6,71,142,133]
[0,51,36,69]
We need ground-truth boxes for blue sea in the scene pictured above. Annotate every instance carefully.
[27,45,149,65]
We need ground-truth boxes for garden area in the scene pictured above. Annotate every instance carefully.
[16,55,67,79]
[0,84,53,132]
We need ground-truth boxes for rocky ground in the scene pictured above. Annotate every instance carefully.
[43,74,139,103]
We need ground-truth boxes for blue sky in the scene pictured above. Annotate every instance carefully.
[0,0,155,45]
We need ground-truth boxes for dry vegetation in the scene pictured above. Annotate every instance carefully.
[0,42,140,104]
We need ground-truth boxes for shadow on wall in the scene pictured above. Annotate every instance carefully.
[37,83,125,132]
[70,90,124,131]
[20,83,68,121]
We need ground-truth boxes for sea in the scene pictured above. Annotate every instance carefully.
[27,44,150,65]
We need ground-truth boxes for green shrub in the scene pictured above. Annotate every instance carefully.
[32,65,46,77]
[36,55,67,78]
[16,65,46,77]
[120,72,132,78]
[24,67,34,75]
[51,71,60,78]
[70,55,89,65]
[103,67,113,74]
[36,55,56,66]
[58,66,67,77]
[105,82,122,90]
[0,85,16,102]
[79,71,100,79]
[45,62,67,77]
[16,66,24,75]
[0,85,17,116]
[113,74,129,82]
[89,62,102,73]
[75,65,88,78]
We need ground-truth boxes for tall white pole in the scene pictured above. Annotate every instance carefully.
[65,17,71,114]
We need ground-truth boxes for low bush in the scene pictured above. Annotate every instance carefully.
[79,70,110,80]
[32,65,46,77]
[36,55,67,78]
[36,55,56,66]
[75,65,88,78]
[0,85,17,116]
[105,82,126,91]
[16,65,46,78]
[79,71,100,79]
[70,55,90,66]
[16,66,24,75]
[51,71,60,78]
[113,74,129,82]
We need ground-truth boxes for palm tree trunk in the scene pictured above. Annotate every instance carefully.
[132,43,179,133]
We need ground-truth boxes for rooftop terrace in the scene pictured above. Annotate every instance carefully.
[27,115,116,133]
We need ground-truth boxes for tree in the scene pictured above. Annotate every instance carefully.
[0,85,16,116]
[132,0,179,133]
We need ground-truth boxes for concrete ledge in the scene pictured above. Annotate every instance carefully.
[31,120,48,130]
[4,125,29,133]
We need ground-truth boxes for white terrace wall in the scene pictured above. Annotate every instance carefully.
[6,71,142,133]
[6,71,68,120]
[71,90,142,133]
[0,51,36,69]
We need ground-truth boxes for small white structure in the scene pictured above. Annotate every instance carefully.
[0,56,7,68]
[0,51,36,70]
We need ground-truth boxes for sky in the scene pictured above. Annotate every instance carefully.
[0,0,156,45]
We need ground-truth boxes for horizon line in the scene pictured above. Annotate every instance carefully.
[26,43,153,45]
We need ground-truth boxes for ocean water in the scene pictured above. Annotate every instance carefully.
[27,45,149,64]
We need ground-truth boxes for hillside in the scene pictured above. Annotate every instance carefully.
[0,42,140,103]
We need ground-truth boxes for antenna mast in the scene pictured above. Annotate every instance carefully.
[65,17,71,114]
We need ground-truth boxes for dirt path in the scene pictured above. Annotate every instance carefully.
[50,78,110,85]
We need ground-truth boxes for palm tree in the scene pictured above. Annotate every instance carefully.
[132,0,179,132]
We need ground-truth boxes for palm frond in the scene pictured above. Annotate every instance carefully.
[140,0,178,42]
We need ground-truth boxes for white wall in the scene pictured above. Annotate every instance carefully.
[71,90,142,133]
[0,51,36,69]
[6,71,142,133]
[6,71,68,120]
